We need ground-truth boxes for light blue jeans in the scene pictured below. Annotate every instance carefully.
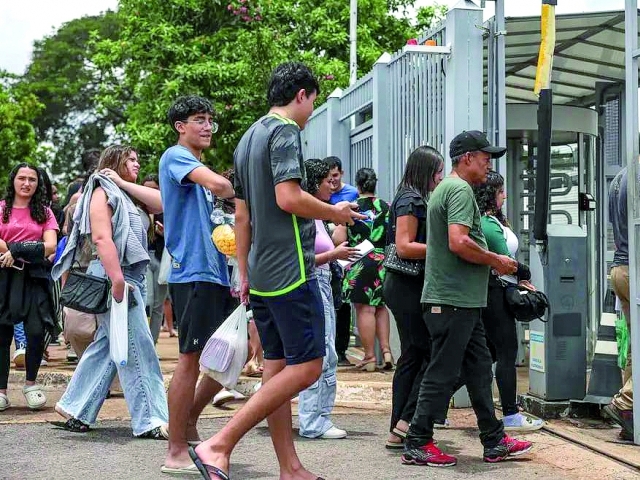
[298,267,339,438]
[57,260,168,436]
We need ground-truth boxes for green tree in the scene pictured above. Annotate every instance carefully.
[94,0,444,175]
[416,3,447,31]
[22,11,123,182]
[0,73,43,181]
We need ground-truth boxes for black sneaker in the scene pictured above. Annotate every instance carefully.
[49,418,91,433]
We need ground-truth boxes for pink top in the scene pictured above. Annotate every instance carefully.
[0,201,59,243]
[314,219,333,270]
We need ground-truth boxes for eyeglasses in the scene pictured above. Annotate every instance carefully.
[183,119,219,133]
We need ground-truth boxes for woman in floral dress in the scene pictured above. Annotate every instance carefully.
[334,168,392,371]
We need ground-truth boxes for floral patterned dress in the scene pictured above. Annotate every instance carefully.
[342,196,390,306]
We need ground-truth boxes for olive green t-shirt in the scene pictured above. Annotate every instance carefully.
[421,176,490,308]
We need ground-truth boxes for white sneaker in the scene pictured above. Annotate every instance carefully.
[320,426,348,439]
[212,389,246,407]
[12,349,25,368]
[0,393,10,411]
[40,358,48,366]
[253,381,262,393]
[503,412,544,432]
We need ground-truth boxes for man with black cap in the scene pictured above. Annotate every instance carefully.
[401,131,533,468]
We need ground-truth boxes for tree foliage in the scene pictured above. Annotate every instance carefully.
[22,11,122,183]
[94,0,444,175]
[8,0,446,186]
[0,73,43,179]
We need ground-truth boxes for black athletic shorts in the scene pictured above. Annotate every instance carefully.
[169,282,233,354]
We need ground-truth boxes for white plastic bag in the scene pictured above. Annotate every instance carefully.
[200,304,248,389]
[158,248,171,285]
[109,283,130,367]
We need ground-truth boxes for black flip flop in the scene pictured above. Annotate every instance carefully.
[188,446,230,480]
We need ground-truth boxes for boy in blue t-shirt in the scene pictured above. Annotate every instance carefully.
[325,156,358,204]
[159,95,235,474]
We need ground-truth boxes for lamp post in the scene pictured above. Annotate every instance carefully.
[350,0,357,85]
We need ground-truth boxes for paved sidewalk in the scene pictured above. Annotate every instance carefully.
[5,332,640,472]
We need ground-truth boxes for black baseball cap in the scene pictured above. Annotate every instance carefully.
[449,130,506,159]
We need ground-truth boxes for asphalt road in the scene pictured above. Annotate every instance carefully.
[2,413,639,480]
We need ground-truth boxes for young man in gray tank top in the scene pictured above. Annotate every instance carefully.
[189,63,364,480]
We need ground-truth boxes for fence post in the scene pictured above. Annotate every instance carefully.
[444,1,484,173]
[326,88,350,177]
[444,1,483,409]
[372,53,392,202]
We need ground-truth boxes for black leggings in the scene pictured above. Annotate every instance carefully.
[384,272,431,431]
[0,321,45,390]
[481,282,519,417]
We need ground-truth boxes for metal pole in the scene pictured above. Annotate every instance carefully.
[495,0,507,173]
[624,0,640,445]
[349,0,358,86]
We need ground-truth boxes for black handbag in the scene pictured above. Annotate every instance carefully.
[383,243,424,277]
[503,282,549,323]
[59,234,111,314]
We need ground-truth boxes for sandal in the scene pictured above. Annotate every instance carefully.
[355,357,377,372]
[392,427,408,439]
[0,392,10,411]
[188,446,230,480]
[23,385,47,410]
[382,350,395,370]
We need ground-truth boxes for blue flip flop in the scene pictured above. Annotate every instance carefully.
[188,446,230,480]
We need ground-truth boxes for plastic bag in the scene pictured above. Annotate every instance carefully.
[158,248,171,285]
[109,283,130,367]
[211,208,236,256]
[200,304,248,389]
[616,313,629,370]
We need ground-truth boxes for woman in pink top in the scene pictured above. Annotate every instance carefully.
[297,158,358,440]
[0,163,59,411]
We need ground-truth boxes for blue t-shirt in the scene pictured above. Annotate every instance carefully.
[159,145,229,286]
[329,183,358,204]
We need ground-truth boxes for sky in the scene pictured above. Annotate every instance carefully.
[0,0,626,75]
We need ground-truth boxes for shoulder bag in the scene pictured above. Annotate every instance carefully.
[59,233,111,315]
[383,189,425,277]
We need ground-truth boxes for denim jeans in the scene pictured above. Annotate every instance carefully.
[146,252,168,344]
[298,268,338,438]
[57,260,168,435]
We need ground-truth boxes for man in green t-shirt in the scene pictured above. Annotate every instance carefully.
[402,131,533,468]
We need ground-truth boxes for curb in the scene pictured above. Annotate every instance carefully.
[9,370,393,405]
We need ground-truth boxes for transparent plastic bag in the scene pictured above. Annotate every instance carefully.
[200,304,248,389]
[109,283,130,367]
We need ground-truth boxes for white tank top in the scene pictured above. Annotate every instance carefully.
[489,215,519,283]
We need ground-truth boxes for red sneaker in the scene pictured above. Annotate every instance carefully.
[401,441,457,467]
[483,434,533,463]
